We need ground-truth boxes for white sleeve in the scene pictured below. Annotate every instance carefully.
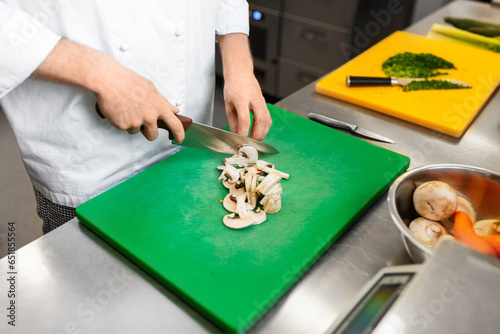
[0,3,61,98]
[215,0,249,36]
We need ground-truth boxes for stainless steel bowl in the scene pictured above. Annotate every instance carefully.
[388,164,500,263]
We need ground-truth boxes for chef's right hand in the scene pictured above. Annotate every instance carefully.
[32,38,185,143]
[94,66,185,143]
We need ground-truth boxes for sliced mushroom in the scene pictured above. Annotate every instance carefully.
[256,171,282,196]
[260,183,283,206]
[474,219,500,236]
[218,163,240,183]
[256,160,289,180]
[409,217,449,249]
[413,181,458,221]
[263,193,282,214]
[223,209,267,229]
[224,145,259,166]
[222,194,252,213]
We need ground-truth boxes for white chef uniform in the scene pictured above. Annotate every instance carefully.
[0,0,249,208]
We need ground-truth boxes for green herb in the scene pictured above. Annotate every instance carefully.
[382,52,456,78]
[403,79,469,91]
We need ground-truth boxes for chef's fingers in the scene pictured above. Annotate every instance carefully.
[233,101,253,137]
[225,102,239,135]
[127,127,141,135]
[158,112,186,144]
[249,102,272,140]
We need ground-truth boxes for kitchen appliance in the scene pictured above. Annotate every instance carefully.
[326,238,500,334]
[315,31,500,137]
[76,104,410,333]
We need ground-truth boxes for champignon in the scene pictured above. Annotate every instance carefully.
[256,171,282,196]
[218,163,240,183]
[224,145,259,166]
[263,193,282,214]
[256,160,290,179]
[474,219,500,236]
[409,217,449,248]
[223,208,267,229]
[413,181,458,221]
[222,194,252,213]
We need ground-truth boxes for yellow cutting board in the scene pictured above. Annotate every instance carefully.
[315,31,500,137]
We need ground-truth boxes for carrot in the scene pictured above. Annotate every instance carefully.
[453,211,497,257]
[483,235,500,257]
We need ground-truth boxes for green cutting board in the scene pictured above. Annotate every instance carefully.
[76,104,410,333]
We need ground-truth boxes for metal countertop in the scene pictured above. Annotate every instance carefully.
[2,1,500,333]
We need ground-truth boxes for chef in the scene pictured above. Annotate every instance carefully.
[0,0,272,233]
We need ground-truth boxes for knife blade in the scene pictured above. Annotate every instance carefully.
[346,76,471,89]
[307,112,396,144]
[158,117,279,155]
[95,103,278,155]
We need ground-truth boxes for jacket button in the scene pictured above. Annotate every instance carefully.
[120,40,130,51]
[175,28,184,37]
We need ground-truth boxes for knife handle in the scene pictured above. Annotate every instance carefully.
[95,103,192,140]
[346,76,393,86]
[158,116,192,140]
[307,113,357,132]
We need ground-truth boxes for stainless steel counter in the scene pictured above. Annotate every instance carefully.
[2,1,500,333]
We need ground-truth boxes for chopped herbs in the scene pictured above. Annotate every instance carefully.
[403,79,469,91]
[382,52,456,78]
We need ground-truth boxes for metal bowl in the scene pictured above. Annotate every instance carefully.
[387,164,500,263]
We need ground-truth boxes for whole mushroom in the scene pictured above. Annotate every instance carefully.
[409,217,449,249]
[413,181,458,221]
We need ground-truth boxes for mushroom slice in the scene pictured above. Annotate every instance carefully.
[223,194,252,213]
[474,219,500,236]
[263,193,282,214]
[223,213,256,229]
[256,171,282,196]
[409,217,449,249]
[260,184,283,206]
[441,197,476,235]
[413,181,458,221]
[256,160,289,179]
[218,163,240,183]
[235,194,250,218]
[223,180,246,196]
[224,145,259,166]
[250,208,267,225]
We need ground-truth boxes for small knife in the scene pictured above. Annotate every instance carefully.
[346,76,471,89]
[307,112,396,144]
[95,104,279,155]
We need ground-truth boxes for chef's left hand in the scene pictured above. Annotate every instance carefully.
[218,33,272,141]
[223,72,271,140]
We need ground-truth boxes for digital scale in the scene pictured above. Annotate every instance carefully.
[326,239,500,334]
[326,264,420,334]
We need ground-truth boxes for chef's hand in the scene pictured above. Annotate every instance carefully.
[32,38,185,143]
[217,34,272,140]
[94,66,185,143]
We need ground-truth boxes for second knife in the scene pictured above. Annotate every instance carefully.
[307,113,395,144]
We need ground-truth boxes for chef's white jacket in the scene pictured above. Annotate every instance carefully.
[0,0,249,207]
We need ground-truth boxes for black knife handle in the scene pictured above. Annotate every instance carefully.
[95,103,192,140]
[346,76,393,86]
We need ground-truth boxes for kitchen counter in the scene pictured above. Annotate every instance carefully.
[2,1,500,333]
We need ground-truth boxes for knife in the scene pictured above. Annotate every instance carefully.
[95,104,279,155]
[307,112,396,144]
[346,76,471,89]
